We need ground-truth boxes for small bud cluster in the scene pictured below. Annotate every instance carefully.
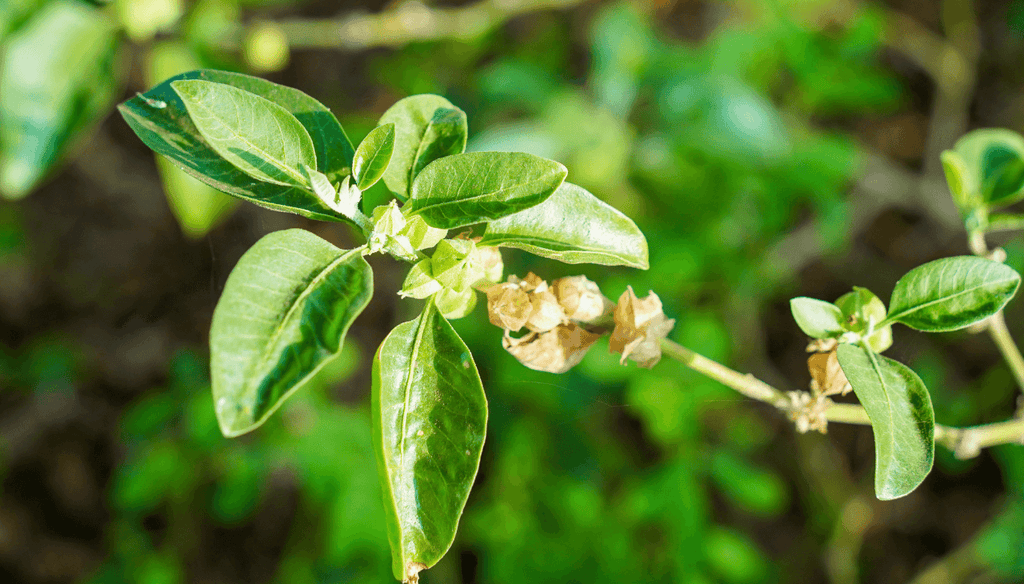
[487,274,674,374]
[367,201,446,262]
[400,236,504,319]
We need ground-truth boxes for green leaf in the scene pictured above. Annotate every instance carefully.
[940,150,976,212]
[886,256,1021,332]
[211,229,372,437]
[479,182,648,269]
[156,157,237,239]
[171,79,316,187]
[0,1,118,199]
[118,69,356,223]
[372,300,487,582]
[836,344,934,500]
[378,95,467,199]
[789,297,844,339]
[408,152,568,229]
[835,287,893,352]
[949,129,1024,209]
[353,123,395,191]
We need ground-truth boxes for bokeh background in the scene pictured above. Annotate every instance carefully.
[3,0,1024,582]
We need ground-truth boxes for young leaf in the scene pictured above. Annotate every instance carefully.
[378,95,467,199]
[836,344,934,500]
[408,152,568,229]
[0,1,118,199]
[479,182,648,269]
[886,256,1020,332]
[835,287,893,352]
[353,123,395,190]
[118,69,356,223]
[211,229,372,437]
[949,129,1024,208]
[372,300,487,582]
[172,79,316,187]
[789,297,844,339]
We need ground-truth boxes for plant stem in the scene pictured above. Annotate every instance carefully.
[986,311,1024,396]
[658,338,1024,458]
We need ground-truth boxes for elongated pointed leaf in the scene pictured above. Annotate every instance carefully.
[211,229,372,437]
[172,79,316,187]
[886,256,1020,332]
[379,95,467,199]
[353,123,395,190]
[835,344,933,497]
[372,300,487,582]
[836,344,934,500]
[789,297,844,338]
[118,69,356,223]
[408,152,567,229]
[479,182,648,269]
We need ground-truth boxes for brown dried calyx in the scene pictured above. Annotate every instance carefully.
[608,286,675,368]
[487,274,615,374]
[806,338,851,397]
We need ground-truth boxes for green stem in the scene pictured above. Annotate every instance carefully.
[658,338,1024,458]
[986,311,1024,397]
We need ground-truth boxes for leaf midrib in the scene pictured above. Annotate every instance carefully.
[886,274,1017,324]
[395,300,433,534]
[186,86,311,187]
[243,247,359,398]
[413,175,556,217]
[864,347,896,489]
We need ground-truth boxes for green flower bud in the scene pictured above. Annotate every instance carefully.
[435,287,477,319]
[399,259,443,299]
[431,239,477,292]
[402,215,447,251]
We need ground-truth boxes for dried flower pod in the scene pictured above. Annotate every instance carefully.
[502,323,602,374]
[608,286,675,368]
[552,275,612,323]
[526,287,567,333]
[807,348,851,397]
[470,245,503,285]
[485,282,531,331]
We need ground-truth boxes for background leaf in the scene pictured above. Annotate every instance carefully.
[479,182,648,268]
[118,69,356,223]
[372,300,487,582]
[378,94,467,199]
[949,129,1024,208]
[353,123,395,191]
[886,256,1020,332]
[408,151,567,229]
[789,297,844,338]
[836,344,934,500]
[0,0,118,199]
[172,79,316,187]
[211,229,372,437]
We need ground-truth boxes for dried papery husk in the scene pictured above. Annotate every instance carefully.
[807,348,851,397]
[486,282,531,331]
[608,286,675,368]
[502,323,602,374]
[787,391,829,434]
[552,275,612,323]
[526,287,567,332]
[471,245,503,285]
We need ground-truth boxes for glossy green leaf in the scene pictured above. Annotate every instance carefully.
[171,79,316,187]
[118,69,356,223]
[886,256,1020,332]
[940,150,975,212]
[408,152,567,229]
[947,129,1024,209]
[372,300,487,582]
[836,344,934,500]
[0,0,118,199]
[211,229,372,437]
[354,123,395,190]
[479,182,648,269]
[378,95,467,199]
[789,297,844,339]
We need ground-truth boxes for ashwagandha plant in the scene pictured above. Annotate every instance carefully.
[119,70,1024,582]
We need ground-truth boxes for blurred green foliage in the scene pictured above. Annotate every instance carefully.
[3,0,1024,582]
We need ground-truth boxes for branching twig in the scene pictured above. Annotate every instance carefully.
[659,338,1024,459]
